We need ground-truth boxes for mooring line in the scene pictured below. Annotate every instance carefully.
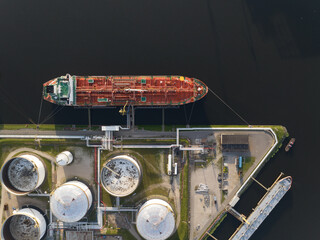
[208,87,250,125]
[0,86,36,125]
[37,96,44,126]
[187,101,195,125]
[40,105,65,124]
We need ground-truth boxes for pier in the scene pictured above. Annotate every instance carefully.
[228,175,292,240]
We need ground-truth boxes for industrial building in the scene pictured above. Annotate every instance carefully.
[1,207,47,240]
[221,135,249,152]
[50,181,93,222]
[101,155,141,197]
[136,199,175,240]
[0,154,45,195]
[56,151,73,166]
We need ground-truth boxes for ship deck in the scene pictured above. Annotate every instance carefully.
[74,76,201,106]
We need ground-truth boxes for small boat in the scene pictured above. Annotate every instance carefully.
[285,138,295,152]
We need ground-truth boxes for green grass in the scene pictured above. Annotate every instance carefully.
[86,208,97,222]
[40,157,53,192]
[190,125,250,128]
[242,157,256,174]
[270,125,289,142]
[168,152,189,240]
[99,220,137,240]
[0,138,84,144]
[130,149,164,187]
[121,138,176,145]
[0,124,101,131]
[101,190,116,207]
[217,156,223,170]
[125,187,171,206]
[221,190,226,203]
[118,229,137,240]
[38,144,69,157]
[137,124,187,132]
[203,212,227,240]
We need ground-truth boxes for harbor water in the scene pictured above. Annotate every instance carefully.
[0,0,319,239]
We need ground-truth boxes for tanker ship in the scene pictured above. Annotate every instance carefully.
[43,74,208,107]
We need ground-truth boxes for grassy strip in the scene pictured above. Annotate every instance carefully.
[203,212,227,240]
[101,190,115,207]
[271,125,289,142]
[0,124,100,131]
[137,125,186,131]
[40,157,53,192]
[168,152,189,240]
[118,229,137,240]
[242,157,256,174]
[0,139,85,144]
[121,138,176,144]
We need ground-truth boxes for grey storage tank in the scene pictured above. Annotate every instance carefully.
[101,155,141,197]
[1,207,47,240]
[0,154,46,195]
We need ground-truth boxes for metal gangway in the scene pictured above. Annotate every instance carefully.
[226,206,250,224]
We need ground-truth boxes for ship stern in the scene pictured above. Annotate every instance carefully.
[43,78,59,104]
[43,74,74,106]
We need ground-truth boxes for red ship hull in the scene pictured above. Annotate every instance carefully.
[43,75,208,107]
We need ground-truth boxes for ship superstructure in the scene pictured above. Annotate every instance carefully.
[43,74,208,107]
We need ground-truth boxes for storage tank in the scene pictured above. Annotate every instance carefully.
[136,199,175,240]
[1,207,47,240]
[0,154,45,195]
[101,155,141,197]
[50,181,92,222]
[167,154,172,175]
[56,151,73,166]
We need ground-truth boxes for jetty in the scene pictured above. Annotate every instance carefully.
[229,175,292,240]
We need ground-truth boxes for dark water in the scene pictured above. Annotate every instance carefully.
[0,0,320,239]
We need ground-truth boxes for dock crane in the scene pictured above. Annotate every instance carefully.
[119,101,128,116]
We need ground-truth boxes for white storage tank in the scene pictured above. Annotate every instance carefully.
[0,154,46,195]
[56,151,73,166]
[167,154,172,175]
[136,199,175,240]
[50,181,92,222]
[1,207,47,240]
[101,155,141,197]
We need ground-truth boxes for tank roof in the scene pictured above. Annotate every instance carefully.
[50,181,92,222]
[137,199,175,240]
[2,208,46,240]
[101,155,140,197]
[56,151,73,166]
[9,214,40,240]
[7,157,39,192]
